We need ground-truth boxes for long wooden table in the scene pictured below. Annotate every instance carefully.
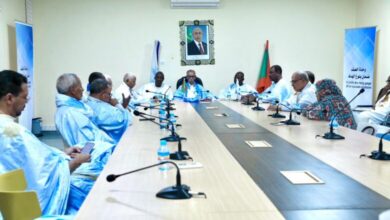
[76,102,284,219]
[76,101,390,219]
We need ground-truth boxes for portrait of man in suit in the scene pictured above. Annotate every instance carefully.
[187,26,208,56]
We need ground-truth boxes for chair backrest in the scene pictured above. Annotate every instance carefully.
[0,169,27,191]
[0,191,41,220]
[361,126,376,135]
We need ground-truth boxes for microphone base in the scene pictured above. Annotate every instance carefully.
[156,184,192,200]
[268,113,286,118]
[323,132,345,140]
[161,136,187,142]
[252,106,265,111]
[170,151,190,160]
[280,119,300,125]
[369,151,390,160]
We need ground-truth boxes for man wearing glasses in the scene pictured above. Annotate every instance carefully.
[269,71,317,111]
[86,78,130,143]
[174,69,214,102]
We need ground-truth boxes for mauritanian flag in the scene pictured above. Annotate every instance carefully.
[256,40,272,93]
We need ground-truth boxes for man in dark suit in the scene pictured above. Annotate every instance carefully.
[187,27,208,55]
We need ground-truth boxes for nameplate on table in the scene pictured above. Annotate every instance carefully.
[280,171,324,184]
[214,113,229,117]
[205,106,218,110]
[226,124,245,129]
[245,140,272,148]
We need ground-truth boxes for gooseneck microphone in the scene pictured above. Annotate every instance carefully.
[277,103,301,125]
[322,88,365,140]
[133,110,190,160]
[364,130,390,160]
[134,110,186,142]
[252,96,265,111]
[268,101,286,118]
[106,161,193,199]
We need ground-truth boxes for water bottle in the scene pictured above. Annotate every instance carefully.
[168,113,177,130]
[159,106,167,130]
[329,116,339,130]
[157,140,170,171]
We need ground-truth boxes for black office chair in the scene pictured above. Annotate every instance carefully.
[176,76,203,89]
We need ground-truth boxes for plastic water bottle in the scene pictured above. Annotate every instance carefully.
[159,107,166,130]
[329,116,339,130]
[168,113,176,130]
[157,140,170,171]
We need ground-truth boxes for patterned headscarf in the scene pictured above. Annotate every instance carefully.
[304,79,357,129]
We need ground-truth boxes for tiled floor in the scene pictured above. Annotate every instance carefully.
[38,131,65,150]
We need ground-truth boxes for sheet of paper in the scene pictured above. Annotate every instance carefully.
[226,124,245,128]
[280,171,324,184]
[245,140,272,148]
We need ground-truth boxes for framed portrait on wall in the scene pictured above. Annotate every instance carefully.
[180,20,215,66]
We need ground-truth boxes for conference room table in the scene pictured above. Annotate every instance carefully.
[75,100,390,220]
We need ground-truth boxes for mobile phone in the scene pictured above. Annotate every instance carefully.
[81,142,95,154]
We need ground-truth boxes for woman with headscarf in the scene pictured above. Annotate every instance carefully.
[303,79,357,129]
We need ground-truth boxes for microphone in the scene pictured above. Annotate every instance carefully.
[146,86,171,100]
[133,110,190,160]
[106,161,194,199]
[323,88,365,140]
[268,101,286,118]
[277,103,301,125]
[363,131,390,160]
[252,95,265,111]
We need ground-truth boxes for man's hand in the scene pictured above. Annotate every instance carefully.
[69,153,91,173]
[122,93,131,108]
[64,147,81,156]
[109,97,119,106]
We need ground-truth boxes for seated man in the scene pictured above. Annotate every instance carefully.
[268,71,317,111]
[86,79,130,143]
[219,71,257,101]
[113,73,139,109]
[0,70,91,215]
[138,71,173,102]
[174,69,214,102]
[258,65,291,103]
[356,77,390,131]
[55,73,116,146]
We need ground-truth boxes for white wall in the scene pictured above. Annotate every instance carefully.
[356,0,390,96]
[0,0,26,70]
[33,0,356,128]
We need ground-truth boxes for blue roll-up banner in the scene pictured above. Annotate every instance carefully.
[15,21,34,131]
[343,26,376,108]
